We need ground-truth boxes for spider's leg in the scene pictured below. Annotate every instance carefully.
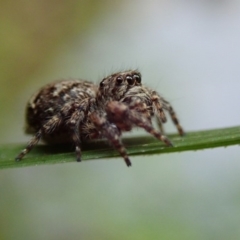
[151,91,167,123]
[73,128,82,162]
[66,110,83,162]
[127,98,150,118]
[106,101,173,147]
[65,98,95,162]
[161,97,185,136]
[156,117,165,134]
[128,98,165,133]
[16,113,63,161]
[90,112,132,167]
[150,91,184,136]
[15,130,42,161]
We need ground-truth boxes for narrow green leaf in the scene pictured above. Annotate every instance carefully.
[0,126,239,169]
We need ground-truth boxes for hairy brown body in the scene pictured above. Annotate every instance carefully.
[16,70,184,166]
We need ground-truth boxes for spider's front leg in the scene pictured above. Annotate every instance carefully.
[105,101,173,147]
[89,112,132,167]
[151,91,185,136]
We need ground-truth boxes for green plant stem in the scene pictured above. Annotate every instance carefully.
[0,126,239,170]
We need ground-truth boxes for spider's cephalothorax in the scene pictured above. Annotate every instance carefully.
[16,70,184,166]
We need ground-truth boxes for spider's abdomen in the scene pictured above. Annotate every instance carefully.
[25,80,97,134]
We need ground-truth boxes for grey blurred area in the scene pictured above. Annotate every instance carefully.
[1,0,240,239]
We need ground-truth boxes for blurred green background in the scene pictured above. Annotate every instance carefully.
[1,0,240,239]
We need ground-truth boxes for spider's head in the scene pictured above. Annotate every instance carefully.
[97,70,142,103]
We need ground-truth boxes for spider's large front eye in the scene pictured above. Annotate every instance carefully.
[100,81,104,88]
[116,76,123,85]
[133,74,141,84]
[126,75,134,85]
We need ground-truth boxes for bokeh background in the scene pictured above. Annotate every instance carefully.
[1,0,240,239]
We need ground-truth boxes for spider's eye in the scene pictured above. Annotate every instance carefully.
[133,74,141,84]
[126,75,134,85]
[99,81,104,88]
[116,76,123,85]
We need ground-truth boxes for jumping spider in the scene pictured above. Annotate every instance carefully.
[16,70,184,166]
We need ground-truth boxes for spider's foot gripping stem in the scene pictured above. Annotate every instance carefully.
[90,112,132,167]
[15,130,42,161]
